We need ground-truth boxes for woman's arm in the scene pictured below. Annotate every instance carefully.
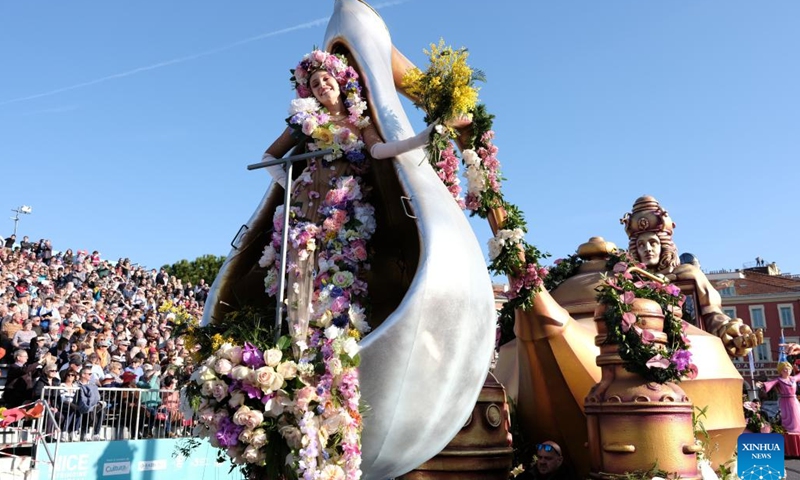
[261,127,300,188]
[365,123,434,160]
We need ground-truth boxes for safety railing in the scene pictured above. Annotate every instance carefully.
[0,398,60,480]
[37,386,195,442]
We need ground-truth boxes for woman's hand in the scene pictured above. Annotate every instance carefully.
[445,114,472,129]
[780,343,800,356]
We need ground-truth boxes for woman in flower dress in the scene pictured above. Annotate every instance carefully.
[259,50,434,349]
[757,361,800,433]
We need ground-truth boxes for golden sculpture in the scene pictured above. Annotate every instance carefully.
[495,195,762,476]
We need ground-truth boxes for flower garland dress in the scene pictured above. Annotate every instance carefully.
[260,117,373,479]
[763,374,800,433]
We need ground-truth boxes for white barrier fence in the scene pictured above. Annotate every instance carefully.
[37,386,195,442]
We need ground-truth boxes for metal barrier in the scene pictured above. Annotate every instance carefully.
[37,386,195,442]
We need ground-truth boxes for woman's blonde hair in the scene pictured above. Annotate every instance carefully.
[777,361,792,374]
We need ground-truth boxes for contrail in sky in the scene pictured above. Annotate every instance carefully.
[0,1,408,107]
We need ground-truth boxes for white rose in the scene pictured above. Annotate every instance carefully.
[238,428,254,444]
[251,428,268,448]
[263,348,282,368]
[276,361,298,380]
[228,391,245,409]
[214,358,233,376]
[211,381,228,402]
[203,355,217,368]
[192,365,216,385]
[201,380,216,397]
[270,372,285,392]
[242,445,261,464]
[230,365,251,381]
[252,366,279,393]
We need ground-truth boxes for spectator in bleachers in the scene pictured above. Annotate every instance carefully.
[1,310,24,352]
[75,365,105,441]
[4,349,38,407]
[12,320,37,350]
[51,337,71,366]
[1,238,204,439]
[28,336,50,364]
[124,355,145,382]
[59,353,84,377]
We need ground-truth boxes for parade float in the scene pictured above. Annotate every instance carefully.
[194,1,761,478]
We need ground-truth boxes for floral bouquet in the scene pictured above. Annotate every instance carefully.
[402,40,549,342]
[401,39,485,208]
[743,401,771,433]
[185,309,364,480]
[595,252,698,384]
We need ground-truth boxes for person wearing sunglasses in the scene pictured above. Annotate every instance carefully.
[518,441,569,480]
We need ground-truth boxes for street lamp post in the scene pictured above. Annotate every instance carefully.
[10,205,32,236]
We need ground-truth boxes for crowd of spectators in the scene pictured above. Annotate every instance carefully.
[0,235,210,441]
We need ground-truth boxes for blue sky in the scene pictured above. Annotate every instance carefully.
[1,1,798,277]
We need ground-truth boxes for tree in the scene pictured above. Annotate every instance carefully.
[163,254,226,285]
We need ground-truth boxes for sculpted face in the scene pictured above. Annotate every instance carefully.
[310,70,341,108]
[636,232,662,268]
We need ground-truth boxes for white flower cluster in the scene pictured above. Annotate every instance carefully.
[487,228,525,261]
[462,148,486,197]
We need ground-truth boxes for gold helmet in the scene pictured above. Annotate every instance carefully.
[620,195,675,239]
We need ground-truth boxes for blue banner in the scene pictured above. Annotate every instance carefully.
[738,432,785,479]
[35,438,244,480]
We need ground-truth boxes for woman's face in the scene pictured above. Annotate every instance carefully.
[310,70,341,107]
[636,232,662,268]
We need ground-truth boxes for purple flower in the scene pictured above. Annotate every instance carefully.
[333,314,349,328]
[671,349,693,371]
[215,417,244,448]
[330,286,344,298]
[228,379,242,393]
[664,284,681,297]
[240,382,263,400]
[242,342,266,368]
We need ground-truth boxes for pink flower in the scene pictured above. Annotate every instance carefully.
[634,326,656,344]
[613,262,628,273]
[645,354,670,369]
[605,277,623,291]
[664,284,681,297]
[621,312,637,332]
[294,386,317,412]
[621,291,635,305]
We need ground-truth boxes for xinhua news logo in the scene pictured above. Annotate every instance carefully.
[738,433,785,479]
